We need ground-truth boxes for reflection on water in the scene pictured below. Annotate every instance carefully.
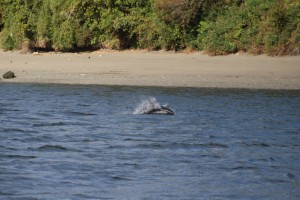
[0,83,299,199]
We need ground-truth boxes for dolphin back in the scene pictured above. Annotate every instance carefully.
[145,106,175,115]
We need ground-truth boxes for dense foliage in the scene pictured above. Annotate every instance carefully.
[0,0,299,55]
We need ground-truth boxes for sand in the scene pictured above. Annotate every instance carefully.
[0,50,299,89]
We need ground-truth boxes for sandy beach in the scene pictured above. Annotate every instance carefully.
[0,50,299,89]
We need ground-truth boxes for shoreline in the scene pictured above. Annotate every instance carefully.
[0,50,299,90]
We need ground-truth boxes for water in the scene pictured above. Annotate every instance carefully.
[0,83,299,200]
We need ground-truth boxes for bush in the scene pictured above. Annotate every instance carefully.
[196,0,300,55]
[1,32,15,50]
[260,0,300,55]
[0,1,30,50]
[154,0,204,28]
[135,15,163,50]
[35,0,52,49]
[0,0,298,54]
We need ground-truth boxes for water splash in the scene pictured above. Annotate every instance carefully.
[133,97,168,114]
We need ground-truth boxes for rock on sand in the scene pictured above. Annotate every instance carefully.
[3,71,16,79]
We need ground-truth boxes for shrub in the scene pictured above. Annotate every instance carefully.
[52,21,76,51]
[196,0,300,55]
[136,15,163,50]
[154,0,204,28]
[1,32,15,50]
[0,1,30,50]
[0,0,298,54]
[35,0,52,49]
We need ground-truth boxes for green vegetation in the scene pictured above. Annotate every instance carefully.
[0,0,299,55]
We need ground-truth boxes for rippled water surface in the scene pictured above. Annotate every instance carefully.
[0,83,299,199]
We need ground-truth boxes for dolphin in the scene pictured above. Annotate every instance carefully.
[144,106,175,115]
[134,97,175,115]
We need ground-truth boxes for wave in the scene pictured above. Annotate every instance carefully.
[64,111,97,116]
[0,128,27,133]
[133,142,228,149]
[36,145,68,151]
[0,154,37,159]
[30,145,83,153]
[32,122,67,127]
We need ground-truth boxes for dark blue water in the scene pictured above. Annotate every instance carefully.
[0,83,299,199]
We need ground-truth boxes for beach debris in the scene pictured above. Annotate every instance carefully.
[32,52,42,56]
[3,71,16,79]
[134,97,175,115]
